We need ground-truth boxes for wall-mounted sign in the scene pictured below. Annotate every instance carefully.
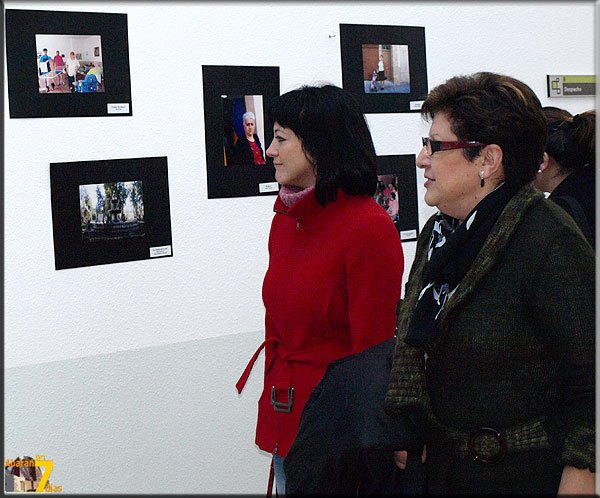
[547,75,596,97]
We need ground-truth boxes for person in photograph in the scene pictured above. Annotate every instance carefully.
[232,111,266,165]
[78,71,100,93]
[52,50,65,88]
[387,191,399,222]
[533,107,595,248]
[375,182,386,207]
[38,48,52,73]
[87,63,102,85]
[370,69,378,92]
[377,54,386,90]
[385,72,595,494]
[236,84,406,495]
[65,51,80,93]
[53,50,64,70]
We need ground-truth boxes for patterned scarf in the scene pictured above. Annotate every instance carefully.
[405,182,517,349]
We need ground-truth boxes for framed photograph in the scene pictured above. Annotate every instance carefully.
[34,35,105,95]
[50,157,173,270]
[374,154,419,241]
[6,9,132,118]
[340,24,428,114]
[202,65,280,199]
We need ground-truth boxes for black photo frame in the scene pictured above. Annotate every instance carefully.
[50,156,172,270]
[374,154,419,241]
[6,9,132,118]
[340,23,428,114]
[202,65,280,199]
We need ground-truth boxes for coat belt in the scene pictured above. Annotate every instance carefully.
[236,338,272,394]
[441,416,550,464]
[236,337,345,394]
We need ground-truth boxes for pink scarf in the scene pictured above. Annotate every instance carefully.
[278,184,315,208]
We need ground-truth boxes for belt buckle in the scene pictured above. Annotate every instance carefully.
[468,427,507,464]
[271,386,294,413]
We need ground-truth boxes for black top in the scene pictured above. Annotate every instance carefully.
[232,134,264,165]
[549,165,595,248]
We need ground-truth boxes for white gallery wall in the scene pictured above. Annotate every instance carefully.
[4,1,596,494]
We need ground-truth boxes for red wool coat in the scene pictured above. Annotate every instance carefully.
[237,189,404,457]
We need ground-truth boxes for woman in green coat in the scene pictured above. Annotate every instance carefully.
[385,72,595,494]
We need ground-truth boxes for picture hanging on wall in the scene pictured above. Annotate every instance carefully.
[340,23,428,114]
[202,65,280,199]
[50,156,172,270]
[374,154,419,241]
[6,9,133,118]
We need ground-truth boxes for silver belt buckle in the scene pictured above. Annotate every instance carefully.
[271,386,294,413]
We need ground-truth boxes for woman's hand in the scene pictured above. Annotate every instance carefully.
[557,466,595,495]
[394,446,427,469]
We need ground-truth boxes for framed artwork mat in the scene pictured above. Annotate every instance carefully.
[202,65,280,198]
[6,8,132,118]
[50,156,172,270]
[340,23,428,114]
[375,154,419,241]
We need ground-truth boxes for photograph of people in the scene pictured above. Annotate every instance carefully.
[37,47,61,93]
[232,111,266,165]
[36,34,104,94]
[222,94,267,166]
[236,84,404,495]
[385,72,595,495]
[361,44,410,94]
[374,176,400,224]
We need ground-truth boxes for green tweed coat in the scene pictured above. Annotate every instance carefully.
[385,183,595,494]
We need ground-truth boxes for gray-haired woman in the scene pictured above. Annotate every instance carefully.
[232,110,266,165]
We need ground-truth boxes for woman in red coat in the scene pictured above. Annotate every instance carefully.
[236,84,404,494]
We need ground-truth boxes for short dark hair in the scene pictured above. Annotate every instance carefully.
[544,107,595,175]
[421,72,547,188]
[267,84,377,206]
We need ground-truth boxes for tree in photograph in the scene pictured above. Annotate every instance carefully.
[129,181,144,221]
[80,187,93,227]
[95,185,105,223]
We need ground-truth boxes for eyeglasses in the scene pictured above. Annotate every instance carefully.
[422,137,488,156]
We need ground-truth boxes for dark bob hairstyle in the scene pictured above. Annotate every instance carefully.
[267,84,377,206]
[421,72,547,189]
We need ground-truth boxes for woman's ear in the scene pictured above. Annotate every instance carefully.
[539,152,550,173]
[480,144,504,180]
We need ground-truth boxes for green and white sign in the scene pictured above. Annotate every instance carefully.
[547,75,596,97]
